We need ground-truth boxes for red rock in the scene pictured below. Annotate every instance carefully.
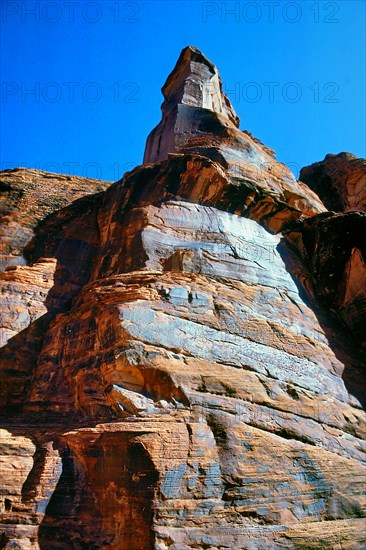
[0,47,365,549]
[299,152,366,213]
[284,211,366,351]
[0,168,110,270]
[143,46,325,233]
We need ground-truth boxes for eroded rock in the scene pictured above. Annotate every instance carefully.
[300,152,366,212]
[0,46,365,549]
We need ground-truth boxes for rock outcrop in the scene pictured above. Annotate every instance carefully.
[143,46,325,234]
[0,168,110,270]
[0,170,110,411]
[0,47,365,550]
[284,212,366,352]
[300,152,366,213]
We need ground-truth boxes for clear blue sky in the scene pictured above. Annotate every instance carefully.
[1,0,365,181]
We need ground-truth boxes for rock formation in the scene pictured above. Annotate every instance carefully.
[0,46,365,549]
[300,152,366,213]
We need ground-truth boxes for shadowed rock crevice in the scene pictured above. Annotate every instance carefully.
[284,212,366,351]
[38,434,159,549]
[0,188,107,416]
[278,235,366,407]
[300,152,366,212]
[38,446,111,549]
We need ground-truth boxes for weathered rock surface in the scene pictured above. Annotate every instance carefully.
[284,211,366,351]
[300,152,366,213]
[144,46,326,233]
[0,47,365,549]
[0,169,110,412]
[0,168,110,270]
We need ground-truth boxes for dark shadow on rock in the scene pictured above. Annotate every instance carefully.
[0,314,53,413]
[0,186,161,548]
[277,239,366,409]
[0,191,104,413]
[24,192,104,314]
[0,190,113,545]
[38,446,111,550]
[37,433,159,550]
[0,417,160,548]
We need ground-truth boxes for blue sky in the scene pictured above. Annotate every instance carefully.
[1,0,365,181]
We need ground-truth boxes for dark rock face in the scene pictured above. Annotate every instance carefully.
[284,211,366,351]
[0,47,365,549]
[299,152,366,213]
[0,168,110,270]
[0,170,110,412]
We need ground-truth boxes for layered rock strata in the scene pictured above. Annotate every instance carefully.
[143,46,325,234]
[0,47,365,549]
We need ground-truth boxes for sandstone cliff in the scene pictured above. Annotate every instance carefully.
[0,46,365,550]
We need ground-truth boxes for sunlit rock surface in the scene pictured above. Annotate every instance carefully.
[143,46,325,234]
[0,47,365,549]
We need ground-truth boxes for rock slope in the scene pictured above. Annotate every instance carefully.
[0,46,365,550]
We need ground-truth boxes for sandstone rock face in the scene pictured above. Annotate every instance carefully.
[0,170,110,412]
[299,152,366,213]
[284,211,366,352]
[144,47,325,234]
[0,168,110,270]
[1,47,365,549]
[143,46,239,166]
